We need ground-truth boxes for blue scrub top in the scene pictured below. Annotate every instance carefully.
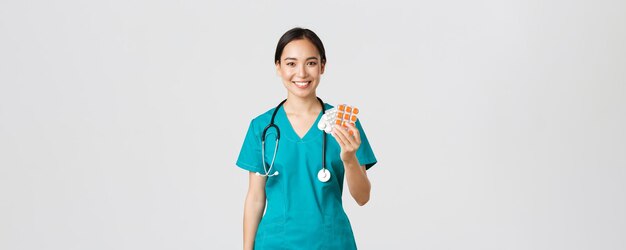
[236,103,377,249]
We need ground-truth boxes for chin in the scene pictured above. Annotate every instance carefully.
[290,91,317,99]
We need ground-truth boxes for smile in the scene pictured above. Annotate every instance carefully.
[292,81,311,89]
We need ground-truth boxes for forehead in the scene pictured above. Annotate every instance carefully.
[282,39,320,59]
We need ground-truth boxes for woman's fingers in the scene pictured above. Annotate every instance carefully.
[331,127,345,148]
[345,122,361,145]
[332,125,359,150]
[332,125,348,147]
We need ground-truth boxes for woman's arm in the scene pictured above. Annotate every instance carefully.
[344,159,371,206]
[243,172,266,250]
[332,123,371,206]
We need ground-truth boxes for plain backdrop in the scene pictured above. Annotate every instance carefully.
[1,0,625,249]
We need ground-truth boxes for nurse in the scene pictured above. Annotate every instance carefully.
[236,27,377,249]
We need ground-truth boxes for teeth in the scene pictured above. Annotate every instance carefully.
[294,81,310,87]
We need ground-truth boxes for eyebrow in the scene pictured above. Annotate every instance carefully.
[283,57,319,61]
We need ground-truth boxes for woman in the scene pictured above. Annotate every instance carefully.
[236,27,377,249]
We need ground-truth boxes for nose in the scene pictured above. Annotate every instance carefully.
[296,64,308,78]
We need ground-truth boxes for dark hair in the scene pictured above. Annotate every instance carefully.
[274,27,326,65]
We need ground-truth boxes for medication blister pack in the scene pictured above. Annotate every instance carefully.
[317,104,359,134]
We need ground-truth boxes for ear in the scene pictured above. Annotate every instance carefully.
[320,61,326,74]
[275,61,281,76]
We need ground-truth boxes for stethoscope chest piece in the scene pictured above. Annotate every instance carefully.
[317,168,331,182]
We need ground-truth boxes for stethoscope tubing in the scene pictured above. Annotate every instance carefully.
[259,97,327,180]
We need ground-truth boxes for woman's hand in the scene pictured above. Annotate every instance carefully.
[331,123,361,164]
[332,122,371,205]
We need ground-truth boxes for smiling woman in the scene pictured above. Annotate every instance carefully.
[235,27,378,249]
[276,39,324,100]
[274,29,326,100]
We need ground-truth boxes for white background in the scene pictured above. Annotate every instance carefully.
[1,0,625,249]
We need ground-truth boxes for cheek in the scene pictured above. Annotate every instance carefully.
[308,67,321,76]
[279,69,293,79]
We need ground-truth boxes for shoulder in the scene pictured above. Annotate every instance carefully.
[323,102,334,110]
[247,106,277,130]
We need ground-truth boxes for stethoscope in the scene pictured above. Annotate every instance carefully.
[256,97,331,182]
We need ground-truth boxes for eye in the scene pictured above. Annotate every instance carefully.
[286,62,296,67]
[307,61,318,66]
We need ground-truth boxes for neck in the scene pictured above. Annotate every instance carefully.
[284,94,321,115]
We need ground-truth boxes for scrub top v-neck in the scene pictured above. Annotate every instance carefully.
[236,103,377,249]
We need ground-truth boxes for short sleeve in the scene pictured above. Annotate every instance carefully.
[355,119,378,170]
[236,120,264,173]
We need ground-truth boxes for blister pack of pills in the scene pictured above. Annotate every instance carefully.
[317,104,359,134]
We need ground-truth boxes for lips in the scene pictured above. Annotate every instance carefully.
[292,81,311,89]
